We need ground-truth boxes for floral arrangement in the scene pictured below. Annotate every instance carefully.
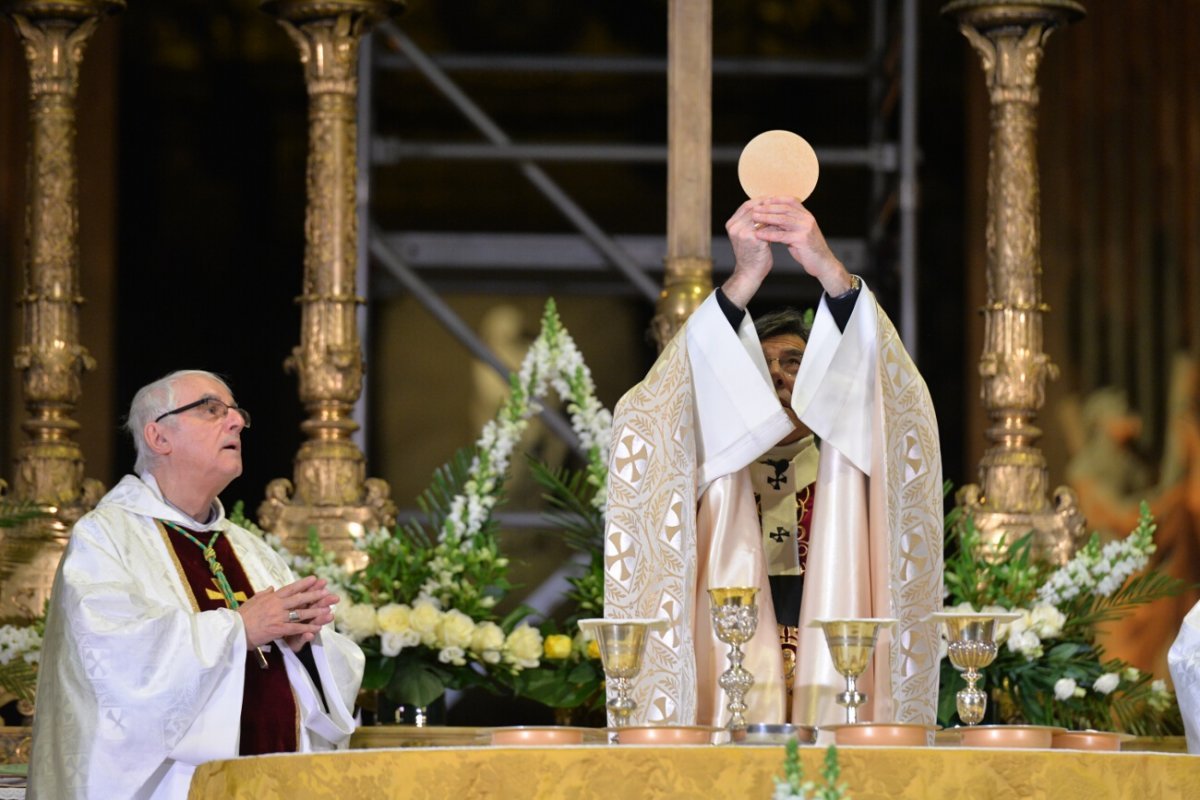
[0,501,49,706]
[0,621,41,705]
[497,459,607,716]
[939,501,1183,734]
[249,298,612,714]
[774,741,849,800]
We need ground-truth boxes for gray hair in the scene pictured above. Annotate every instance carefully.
[125,369,232,474]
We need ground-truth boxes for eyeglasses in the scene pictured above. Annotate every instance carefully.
[764,354,803,376]
[154,397,252,429]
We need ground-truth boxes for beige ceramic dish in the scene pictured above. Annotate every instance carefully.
[1052,730,1135,751]
[955,724,1065,749]
[822,722,937,747]
[734,723,818,745]
[615,725,720,745]
[489,726,591,746]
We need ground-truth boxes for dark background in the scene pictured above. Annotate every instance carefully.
[98,0,967,506]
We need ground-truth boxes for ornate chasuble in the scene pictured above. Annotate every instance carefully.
[605,288,942,729]
[158,521,299,756]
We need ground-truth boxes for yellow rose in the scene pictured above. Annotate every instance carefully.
[586,638,600,660]
[438,609,476,650]
[503,624,543,670]
[543,634,572,660]
[410,600,442,646]
[334,602,378,644]
[376,603,412,634]
[470,621,506,664]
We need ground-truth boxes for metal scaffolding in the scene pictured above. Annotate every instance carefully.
[354,0,920,569]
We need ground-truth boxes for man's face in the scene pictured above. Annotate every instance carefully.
[761,333,812,445]
[157,374,246,493]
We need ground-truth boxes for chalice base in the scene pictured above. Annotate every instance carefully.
[956,686,988,726]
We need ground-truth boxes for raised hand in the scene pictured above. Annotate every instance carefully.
[748,197,852,297]
[722,199,775,309]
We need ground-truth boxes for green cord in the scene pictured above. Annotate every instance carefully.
[161,520,240,609]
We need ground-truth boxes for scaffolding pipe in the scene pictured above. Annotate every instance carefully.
[379,23,660,302]
[369,230,585,457]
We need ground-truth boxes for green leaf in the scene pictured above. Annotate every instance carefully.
[387,657,451,708]
[360,654,396,691]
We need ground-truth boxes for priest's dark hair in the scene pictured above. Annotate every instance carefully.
[755,308,811,342]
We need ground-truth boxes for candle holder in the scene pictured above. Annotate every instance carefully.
[813,618,895,724]
[929,611,1020,725]
[707,587,759,731]
[577,618,666,728]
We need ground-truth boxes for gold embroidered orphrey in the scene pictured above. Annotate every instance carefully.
[604,301,942,725]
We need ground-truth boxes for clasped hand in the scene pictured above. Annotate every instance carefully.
[238,575,338,653]
[723,196,849,308]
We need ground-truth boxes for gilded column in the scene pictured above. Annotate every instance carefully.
[652,0,712,348]
[0,0,119,620]
[944,0,1087,565]
[258,0,400,567]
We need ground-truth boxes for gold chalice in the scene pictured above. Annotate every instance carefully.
[929,611,1020,725]
[708,587,759,731]
[813,618,895,724]
[577,618,667,728]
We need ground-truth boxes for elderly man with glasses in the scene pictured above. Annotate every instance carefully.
[605,198,943,732]
[31,369,364,800]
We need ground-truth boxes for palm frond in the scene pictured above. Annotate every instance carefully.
[404,447,491,548]
[1064,569,1187,633]
[0,660,37,703]
[525,456,603,551]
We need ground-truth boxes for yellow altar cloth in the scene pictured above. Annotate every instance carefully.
[188,742,1199,799]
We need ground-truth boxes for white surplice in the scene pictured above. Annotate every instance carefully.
[605,285,943,728]
[29,474,364,800]
[1168,601,1200,753]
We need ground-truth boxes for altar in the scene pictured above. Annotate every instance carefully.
[187,736,1199,800]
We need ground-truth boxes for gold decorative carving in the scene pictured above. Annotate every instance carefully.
[943,0,1088,565]
[0,0,121,621]
[652,256,712,348]
[258,0,402,568]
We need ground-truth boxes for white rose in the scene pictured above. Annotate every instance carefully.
[439,609,477,650]
[1007,629,1043,661]
[470,622,506,664]
[376,603,413,634]
[1093,672,1120,695]
[998,612,1029,648]
[1124,667,1141,682]
[335,603,379,643]
[380,629,420,657]
[503,625,544,670]
[1151,679,1168,694]
[1029,604,1066,639]
[410,600,443,647]
[438,646,467,666]
[1054,678,1077,701]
